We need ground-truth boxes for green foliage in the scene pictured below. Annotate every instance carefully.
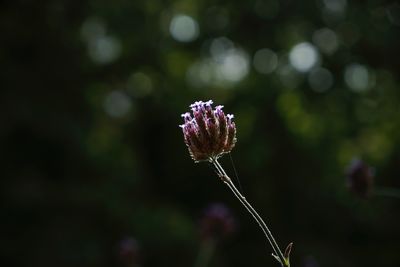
[1,0,400,266]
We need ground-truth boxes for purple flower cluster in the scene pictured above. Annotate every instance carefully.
[180,100,236,162]
[346,158,374,198]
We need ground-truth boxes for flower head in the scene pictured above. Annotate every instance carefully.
[180,100,236,162]
[346,158,374,198]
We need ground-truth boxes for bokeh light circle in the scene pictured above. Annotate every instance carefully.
[344,64,370,92]
[308,67,334,92]
[289,42,319,72]
[253,48,278,74]
[169,14,199,42]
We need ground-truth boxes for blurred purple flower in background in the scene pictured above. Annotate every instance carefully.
[118,237,140,267]
[200,203,237,241]
[345,158,374,198]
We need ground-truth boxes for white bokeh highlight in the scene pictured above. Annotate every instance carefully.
[210,37,234,61]
[186,37,249,88]
[253,48,278,74]
[104,91,132,118]
[344,64,371,92]
[308,67,334,92]
[169,14,199,42]
[289,42,319,72]
[312,28,339,55]
[88,36,122,65]
[81,17,122,65]
[323,0,347,13]
[217,49,249,82]
[127,72,153,97]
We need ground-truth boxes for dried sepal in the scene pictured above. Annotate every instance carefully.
[284,242,293,262]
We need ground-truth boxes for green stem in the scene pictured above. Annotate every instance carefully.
[193,238,216,267]
[211,158,289,267]
[374,186,400,199]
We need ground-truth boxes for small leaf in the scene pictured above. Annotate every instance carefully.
[284,242,293,266]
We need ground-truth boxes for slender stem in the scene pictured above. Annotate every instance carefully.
[211,158,288,267]
[374,186,400,199]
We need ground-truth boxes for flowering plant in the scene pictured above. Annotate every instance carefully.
[180,100,292,267]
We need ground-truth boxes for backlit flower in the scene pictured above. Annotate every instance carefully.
[180,100,236,162]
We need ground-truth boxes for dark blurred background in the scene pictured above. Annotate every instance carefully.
[1,0,400,266]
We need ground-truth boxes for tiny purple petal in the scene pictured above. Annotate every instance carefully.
[181,112,192,123]
[190,101,203,108]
